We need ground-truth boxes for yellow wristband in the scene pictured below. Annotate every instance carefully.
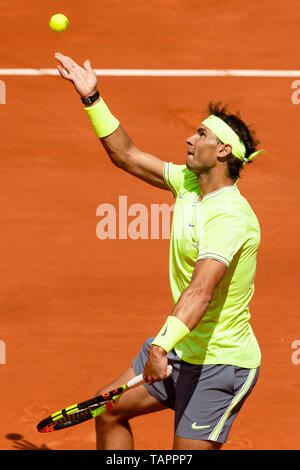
[151,316,190,354]
[85,97,120,138]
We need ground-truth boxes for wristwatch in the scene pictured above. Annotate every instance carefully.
[81,90,100,106]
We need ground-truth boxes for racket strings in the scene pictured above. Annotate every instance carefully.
[49,409,93,430]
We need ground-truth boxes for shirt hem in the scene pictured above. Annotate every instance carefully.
[174,348,261,369]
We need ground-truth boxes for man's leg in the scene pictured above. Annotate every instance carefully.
[172,365,259,451]
[95,367,167,450]
[173,436,222,450]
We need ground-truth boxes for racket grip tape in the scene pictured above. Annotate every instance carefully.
[126,365,173,389]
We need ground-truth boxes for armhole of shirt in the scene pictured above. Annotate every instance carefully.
[163,162,177,197]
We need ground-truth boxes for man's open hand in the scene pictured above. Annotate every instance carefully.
[54,52,98,98]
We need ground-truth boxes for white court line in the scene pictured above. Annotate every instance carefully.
[0,68,300,77]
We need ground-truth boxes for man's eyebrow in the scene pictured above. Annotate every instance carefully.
[197,126,206,133]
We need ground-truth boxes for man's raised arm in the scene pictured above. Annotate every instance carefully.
[55,53,169,190]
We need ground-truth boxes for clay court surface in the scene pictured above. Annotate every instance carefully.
[1,0,300,450]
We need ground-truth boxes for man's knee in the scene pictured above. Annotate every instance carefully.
[93,389,124,426]
[94,408,121,427]
[93,367,166,432]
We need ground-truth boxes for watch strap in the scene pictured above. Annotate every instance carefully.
[81,90,100,106]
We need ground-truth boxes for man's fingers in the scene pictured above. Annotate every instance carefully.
[57,65,70,80]
[54,52,75,65]
[54,52,68,67]
[54,53,79,73]
[55,54,71,73]
[83,59,92,71]
[64,55,79,68]
[54,52,98,97]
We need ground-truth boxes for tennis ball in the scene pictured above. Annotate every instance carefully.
[49,14,69,33]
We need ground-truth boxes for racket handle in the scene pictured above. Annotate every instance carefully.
[126,365,173,389]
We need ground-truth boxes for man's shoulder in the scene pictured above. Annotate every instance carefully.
[202,187,259,228]
[165,162,199,195]
[168,162,197,180]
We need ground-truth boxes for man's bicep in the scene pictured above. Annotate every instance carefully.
[126,146,170,190]
[197,214,245,268]
[190,258,227,291]
[101,126,170,190]
[172,259,227,331]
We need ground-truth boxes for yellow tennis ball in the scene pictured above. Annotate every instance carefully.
[49,14,69,33]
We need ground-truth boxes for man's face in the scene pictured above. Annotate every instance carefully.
[186,124,221,174]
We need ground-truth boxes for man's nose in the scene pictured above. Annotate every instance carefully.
[186,136,194,145]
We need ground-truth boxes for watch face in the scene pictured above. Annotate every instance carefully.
[82,91,99,105]
[81,97,91,104]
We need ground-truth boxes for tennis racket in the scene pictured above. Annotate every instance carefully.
[37,365,172,433]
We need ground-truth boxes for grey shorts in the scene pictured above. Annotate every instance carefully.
[132,337,260,444]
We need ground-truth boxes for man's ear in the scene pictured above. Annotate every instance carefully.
[217,143,232,162]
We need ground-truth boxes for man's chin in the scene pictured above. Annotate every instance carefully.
[186,157,197,173]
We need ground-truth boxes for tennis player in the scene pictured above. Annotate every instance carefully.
[55,53,265,450]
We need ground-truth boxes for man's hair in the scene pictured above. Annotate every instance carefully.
[207,102,260,180]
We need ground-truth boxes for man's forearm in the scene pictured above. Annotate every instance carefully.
[54,52,166,189]
[171,284,213,331]
[145,285,212,381]
[100,125,138,170]
[84,93,145,172]
[150,284,213,356]
[85,99,166,189]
